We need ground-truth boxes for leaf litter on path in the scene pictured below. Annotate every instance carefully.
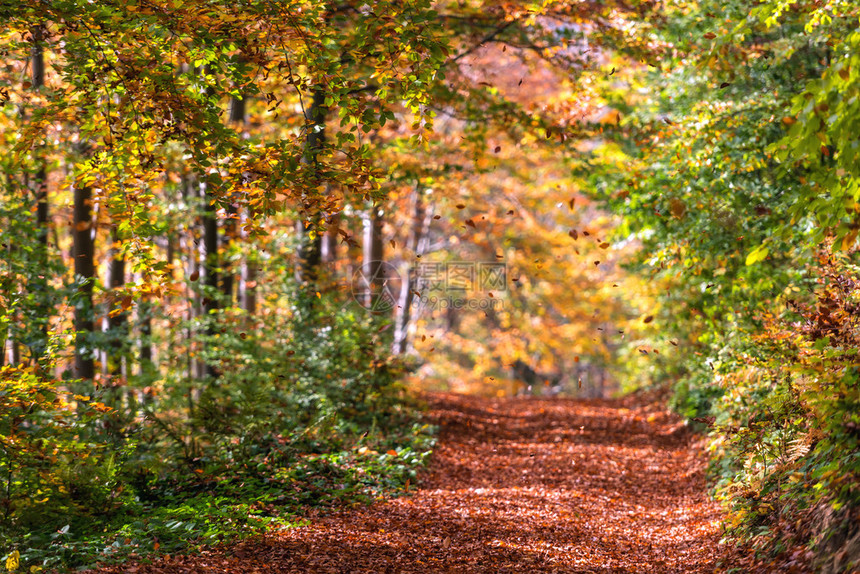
[94,392,744,573]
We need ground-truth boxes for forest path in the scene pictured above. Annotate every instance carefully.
[118,392,738,573]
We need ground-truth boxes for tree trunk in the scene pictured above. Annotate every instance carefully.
[201,178,218,378]
[362,205,384,311]
[230,94,259,316]
[139,302,152,366]
[106,226,126,378]
[31,25,50,359]
[73,182,95,380]
[393,186,427,354]
[321,212,340,265]
[295,86,326,285]
[221,205,235,303]
[31,27,46,245]
[239,216,257,315]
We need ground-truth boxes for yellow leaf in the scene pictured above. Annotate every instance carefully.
[745,245,769,266]
[841,229,858,251]
[6,550,20,572]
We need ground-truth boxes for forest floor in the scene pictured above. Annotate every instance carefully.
[99,392,743,573]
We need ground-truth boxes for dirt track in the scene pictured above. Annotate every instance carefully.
[101,392,743,573]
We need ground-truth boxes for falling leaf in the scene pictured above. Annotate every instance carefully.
[465,219,476,228]
[599,242,610,249]
[456,204,466,209]
[386,449,398,456]
[719,82,731,89]
[703,32,717,39]
[494,146,501,153]
[569,229,578,240]
[643,315,654,323]
[390,240,396,248]
[433,215,441,219]
[669,198,686,218]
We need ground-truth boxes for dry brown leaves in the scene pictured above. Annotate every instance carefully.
[94,392,746,573]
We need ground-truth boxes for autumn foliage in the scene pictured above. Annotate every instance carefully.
[0,0,859,571]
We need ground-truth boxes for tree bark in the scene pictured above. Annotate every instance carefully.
[239,216,257,315]
[106,226,126,377]
[201,178,218,378]
[229,94,259,316]
[31,25,50,359]
[321,212,340,265]
[394,186,427,354]
[73,182,95,380]
[295,86,326,285]
[139,302,152,366]
[362,205,384,311]
[32,26,47,248]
